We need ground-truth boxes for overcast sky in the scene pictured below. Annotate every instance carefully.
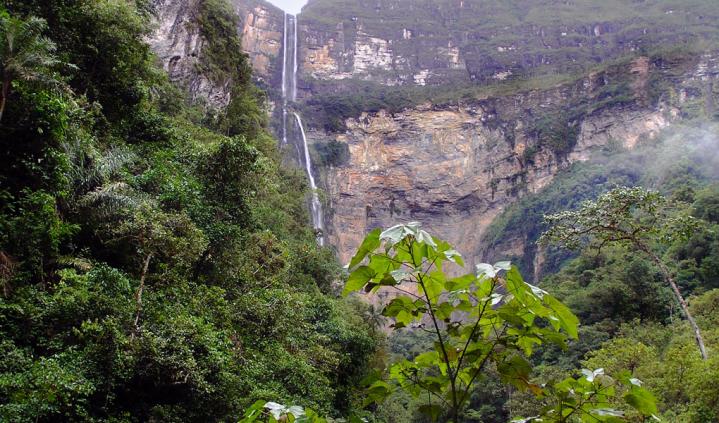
[266,0,308,14]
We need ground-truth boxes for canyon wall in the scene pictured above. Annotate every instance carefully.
[149,0,284,108]
[148,0,719,268]
[319,54,719,265]
[298,0,719,86]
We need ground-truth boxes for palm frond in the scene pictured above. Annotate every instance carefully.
[1,14,69,95]
[80,182,140,218]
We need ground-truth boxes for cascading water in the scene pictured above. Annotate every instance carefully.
[294,113,325,246]
[281,13,325,246]
[281,13,288,147]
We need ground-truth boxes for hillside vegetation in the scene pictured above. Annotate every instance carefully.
[0,1,377,420]
[1,0,719,422]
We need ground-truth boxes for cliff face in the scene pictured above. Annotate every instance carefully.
[315,53,719,265]
[234,0,285,82]
[298,0,719,86]
[149,0,719,102]
[149,0,229,107]
[149,0,284,108]
[325,106,674,264]
[148,0,719,267]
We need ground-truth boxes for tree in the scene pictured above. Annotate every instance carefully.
[80,182,208,337]
[539,186,708,360]
[343,223,656,422]
[0,13,62,122]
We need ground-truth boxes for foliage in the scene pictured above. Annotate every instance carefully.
[520,368,659,423]
[0,13,66,121]
[578,296,719,423]
[482,124,719,278]
[539,186,699,253]
[540,186,708,359]
[189,0,266,138]
[0,1,379,421]
[239,400,364,423]
[313,140,350,168]
[343,223,655,422]
[528,111,580,159]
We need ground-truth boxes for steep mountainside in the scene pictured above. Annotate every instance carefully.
[318,53,719,265]
[299,0,719,85]
[149,0,719,265]
[149,0,284,107]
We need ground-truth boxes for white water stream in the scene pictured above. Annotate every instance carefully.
[281,13,324,245]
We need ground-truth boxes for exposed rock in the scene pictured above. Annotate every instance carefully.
[323,102,642,266]
[148,0,284,108]
[148,0,231,107]
[147,0,719,269]
[299,0,719,86]
[237,0,284,81]
[321,56,718,265]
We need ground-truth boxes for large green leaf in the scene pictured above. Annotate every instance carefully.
[498,354,532,390]
[383,296,418,327]
[544,294,579,339]
[368,252,398,275]
[380,223,413,244]
[365,380,392,405]
[624,386,658,416]
[348,228,381,269]
[343,266,376,296]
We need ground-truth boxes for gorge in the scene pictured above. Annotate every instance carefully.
[3,0,719,421]
[149,0,719,275]
[281,12,325,245]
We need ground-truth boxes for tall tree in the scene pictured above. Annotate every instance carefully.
[0,13,61,122]
[540,186,708,360]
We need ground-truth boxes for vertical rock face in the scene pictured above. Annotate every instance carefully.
[233,0,285,82]
[148,0,719,265]
[148,0,284,107]
[320,55,718,265]
[298,18,468,85]
[298,0,719,86]
[323,105,669,266]
[148,0,231,107]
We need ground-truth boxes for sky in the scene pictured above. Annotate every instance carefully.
[266,0,309,14]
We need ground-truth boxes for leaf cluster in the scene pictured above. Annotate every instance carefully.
[344,223,586,421]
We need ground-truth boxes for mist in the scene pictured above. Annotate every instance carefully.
[266,0,308,14]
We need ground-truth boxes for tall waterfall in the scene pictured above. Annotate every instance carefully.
[281,13,325,246]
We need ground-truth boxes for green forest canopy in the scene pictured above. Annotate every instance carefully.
[0,0,718,422]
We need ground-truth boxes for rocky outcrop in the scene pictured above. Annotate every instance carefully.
[149,0,230,107]
[298,0,719,86]
[234,0,284,82]
[148,0,284,108]
[147,0,718,268]
[323,107,672,266]
[319,54,718,265]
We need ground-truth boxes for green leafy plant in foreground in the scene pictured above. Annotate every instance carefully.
[239,400,365,423]
[345,223,658,422]
[242,223,659,422]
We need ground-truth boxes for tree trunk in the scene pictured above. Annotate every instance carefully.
[132,253,152,340]
[0,77,10,124]
[641,244,708,360]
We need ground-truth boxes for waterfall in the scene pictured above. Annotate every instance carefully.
[281,14,325,246]
[295,113,325,246]
[281,13,288,146]
[292,13,298,102]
